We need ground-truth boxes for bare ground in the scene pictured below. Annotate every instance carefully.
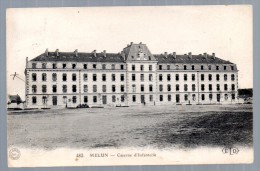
[7,104,253,150]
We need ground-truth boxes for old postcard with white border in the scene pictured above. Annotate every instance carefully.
[7,5,253,167]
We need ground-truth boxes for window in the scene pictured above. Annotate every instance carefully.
[184,84,188,91]
[112,64,115,70]
[231,74,235,81]
[102,74,106,81]
[217,84,220,91]
[176,65,179,70]
[149,85,153,92]
[209,94,213,100]
[132,65,135,71]
[102,85,106,92]
[93,96,97,103]
[62,73,67,81]
[132,74,136,81]
[232,84,235,91]
[184,94,188,101]
[192,65,195,70]
[224,84,228,91]
[167,84,171,91]
[112,74,116,81]
[168,95,171,101]
[93,74,97,81]
[132,85,136,92]
[201,65,204,70]
[216,74,220,81]
[141,84,144,92]
[93,85,97,92]
[42,85,47,93]
[84,96,88,103]
[209,84,212,91]
[208,74,212,81]
[52,85,57,93]
[32,73,37,81]
[167,74,171,81]
[201,94,205,101]
[149,65,152,71]
[159,84,163,92]
[84,85,88,92]
[112,95,116,102]
[159,65,162,70]
[231,65,234,70]
[121,85,124,92]
[192,94,196,101]
[224,74,227,81]
[120,65,124,70]
[83,74,88,81]
[32,63,37,69]
[42,63,46,69]
[43,96,48,104]
[159,74,163,81]
[192,74,195,81]
[72,96,76,103]
[167,65,170,70]
[139,74,144,81]
[32,96,37,104]
[62,63,66,69]
[32,85,37,93]
[176,74,179,81]
[225,94,228,100]
[72,85,77,92]
[121,74,125,81]
[93,64,96,69]
[216,65,219,70]
[184,65,187,70]
[102,64,106,70]
[52,96,57,105]
[149,95,153,102]
[201,74,204,81]
[160,95,163,101]
[140,65,144,71]
[84,64,87,69]
[208,65,211,70]
[132,95,136,102]
[62,85,67,93]
[52,73,57,81]
[201,84,205,91]
[112,85,116,92]
[176,84,179,91]
[42,73,47,81]
[149,74,153,81]
[72,64,76,69]
[184,74,187,81]
[192,84,195,91]
[121,95,124,102]
[53,63,57,69]
[232,94,236,100]
[72,73,77,81]
[224,66,227,70]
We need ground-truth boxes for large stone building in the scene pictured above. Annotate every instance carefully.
[25,42,238,108]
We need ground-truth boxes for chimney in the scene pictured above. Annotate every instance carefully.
[212,53,216,59]
[164,52,168,58]
[121,51,126,60]
[26,57,28,68]
[74,49,78,57]
[103,50,106,57]
[130,42,133,45]
[173,52,176,59]
[188,52,192,59]
[140,42,142,44]
[204,52,207,59]
[93,50,96,57]
[55,49,59,56]
[45,48,48,56]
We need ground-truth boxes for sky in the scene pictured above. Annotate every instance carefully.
[6,5,253,100]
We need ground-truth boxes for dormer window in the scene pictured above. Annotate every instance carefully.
[201,65,204,70]
[112,64,115,70]
[42,63,46,69]
[102,64,106,70]
[93,64,96,69]
[84,64,87,69]
[184,65,187,70]
[231,65,234,70]
[72,64,76,69]
[63,63,66,69]
[52,63,57,69]
[32,63,37,69]
[208,65,212,70]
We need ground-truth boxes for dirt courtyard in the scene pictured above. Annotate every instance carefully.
[7,104,253,150]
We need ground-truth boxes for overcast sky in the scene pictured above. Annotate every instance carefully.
[7,5,252,100]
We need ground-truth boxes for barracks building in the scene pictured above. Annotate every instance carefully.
[24,42,239,108]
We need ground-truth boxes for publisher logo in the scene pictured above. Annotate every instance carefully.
[9,148,21,160]
[222,147,239,155]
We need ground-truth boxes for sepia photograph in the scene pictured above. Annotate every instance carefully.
[6,5,253,167]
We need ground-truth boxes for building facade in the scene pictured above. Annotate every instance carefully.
[25,42,239,108]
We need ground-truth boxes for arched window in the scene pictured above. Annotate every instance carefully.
[32,96,37,104]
